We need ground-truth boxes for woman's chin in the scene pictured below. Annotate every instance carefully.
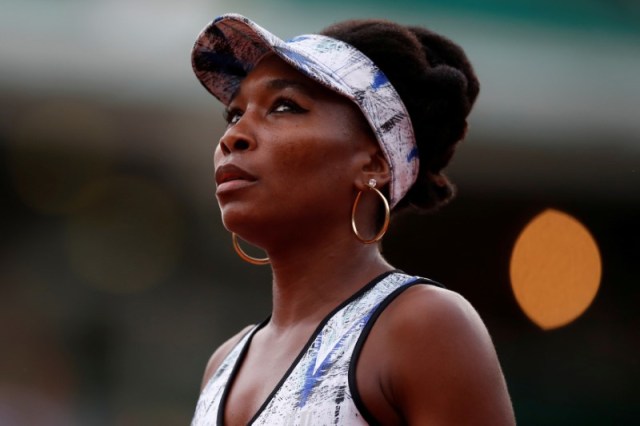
[220,207,265,238]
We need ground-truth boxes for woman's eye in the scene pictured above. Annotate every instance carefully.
[272,99,306,114]
[223,108,242,125]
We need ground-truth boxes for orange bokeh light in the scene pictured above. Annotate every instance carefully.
[510,209,602,330]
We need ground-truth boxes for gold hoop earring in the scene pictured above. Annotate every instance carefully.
[232,233,270,265]
[351,179,390,244]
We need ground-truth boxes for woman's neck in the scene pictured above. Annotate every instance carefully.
[265,232,393,330]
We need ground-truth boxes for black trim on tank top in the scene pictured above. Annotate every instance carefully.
[215,319,269,425]
[348,276,444,426]
[216,269,400,425]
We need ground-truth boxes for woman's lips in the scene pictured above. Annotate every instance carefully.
[215,164,257,195]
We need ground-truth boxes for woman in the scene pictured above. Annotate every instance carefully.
[190,13,515,425]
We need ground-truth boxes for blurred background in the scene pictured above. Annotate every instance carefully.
[1,0,638,424]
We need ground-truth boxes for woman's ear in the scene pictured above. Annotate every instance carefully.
[357,149,391,191]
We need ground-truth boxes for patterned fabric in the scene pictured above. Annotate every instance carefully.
[191,13,419,208]
[191,272,426,426]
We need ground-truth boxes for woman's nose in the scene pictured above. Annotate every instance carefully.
[219,136,251,155]
[218,119,256,155]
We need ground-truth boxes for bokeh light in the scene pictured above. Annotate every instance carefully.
[65,175,185,294]
[510,209,602,330]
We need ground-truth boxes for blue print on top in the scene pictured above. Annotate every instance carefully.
[298,337,343,408]
[297,309,375,408]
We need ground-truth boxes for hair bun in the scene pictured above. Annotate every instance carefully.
[422,66,470,110]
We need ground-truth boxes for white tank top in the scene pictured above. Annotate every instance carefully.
[192,271,438,425]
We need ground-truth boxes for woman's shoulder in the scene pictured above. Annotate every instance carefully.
[388,282,483,333]
[200,324,255,390]
[369,282,516,424]
[380,283,494,360]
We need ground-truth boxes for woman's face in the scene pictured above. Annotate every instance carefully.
[214,54,378,242]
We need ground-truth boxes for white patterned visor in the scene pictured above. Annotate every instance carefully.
[192,13,418,208]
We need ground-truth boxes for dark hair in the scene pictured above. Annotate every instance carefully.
[321,20,479,213]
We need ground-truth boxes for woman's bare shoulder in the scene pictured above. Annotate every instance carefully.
[387,284,489,339]
[380,284,516,425]
[200,324,255,390]
[381,284,498,372]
